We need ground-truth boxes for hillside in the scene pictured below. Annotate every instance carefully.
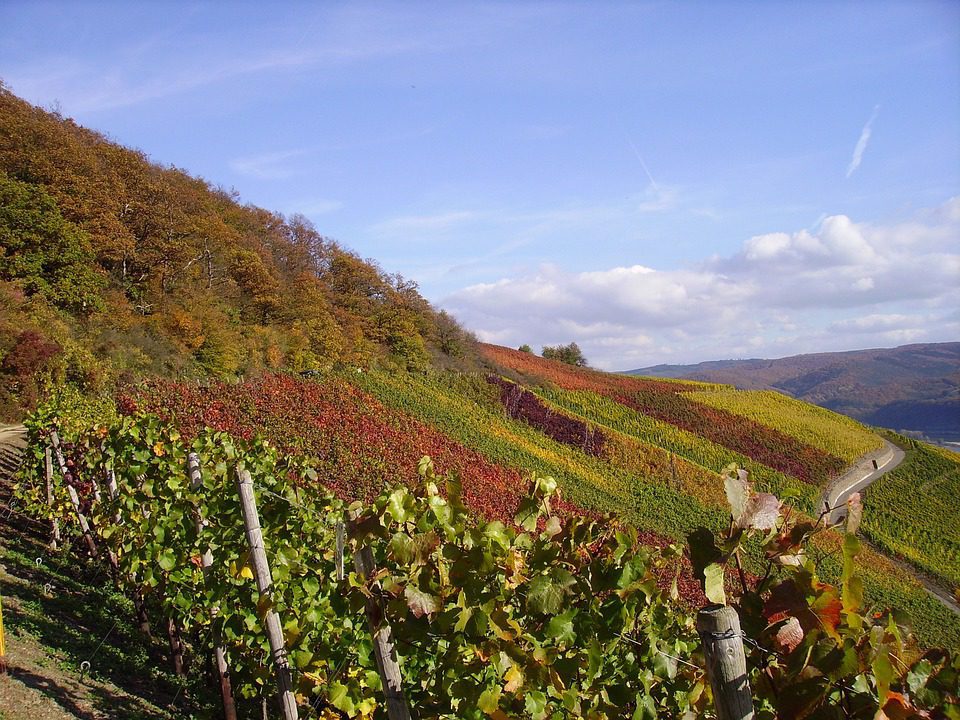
[3,82,960,715]
[0,85,476,421]
[627,342,960,444]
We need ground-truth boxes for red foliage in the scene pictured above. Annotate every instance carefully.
[1,330,61,377]
[487,375,605,456]
[122,372,715,604]
[481,344,846,484]
[128,373,530,523]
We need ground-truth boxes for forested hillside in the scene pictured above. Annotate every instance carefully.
[0,85,475,419]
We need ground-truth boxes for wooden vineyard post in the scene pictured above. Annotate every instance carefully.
[335,520,345,582]
[189,452,237,720]
[697,605,755,720]
[0,591,7,674]
[346,509,412,720]
[235,468,299,720]
[44,446,60,549]
[49,432,98,558]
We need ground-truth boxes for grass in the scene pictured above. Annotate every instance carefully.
[860,434,960,591]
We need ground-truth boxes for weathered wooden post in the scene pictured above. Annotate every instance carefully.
[189,452,237,720]
[335,520,345,582]
[235,467,298,720]
[0,592,7,674]
[697,605,754,720]
[44,446,60,549]
[346,509,412,720]
[49,432,98,558]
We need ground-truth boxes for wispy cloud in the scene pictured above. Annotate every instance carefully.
[288,198,343,216]
[846,105,880,178]
[230,147,313,180]
[370,211,480,237]
[625,134,659,191]
[2,7,448,115]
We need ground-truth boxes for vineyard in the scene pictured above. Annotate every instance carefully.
[684,389,883,464]
[860,436,960,590]
[480,345,849,486]
[8,387,960,719]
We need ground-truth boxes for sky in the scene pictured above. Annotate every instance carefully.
[1,1,958,370]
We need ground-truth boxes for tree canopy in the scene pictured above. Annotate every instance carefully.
[541,342,587,367]
[0,84,477,417]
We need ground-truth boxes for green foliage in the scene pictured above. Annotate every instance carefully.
[17,396,960,718]
[18,401,711,717]
[0,172,106,314]
[691,471,960,718]
[541,342,588,367]
[517,344,532,353]
[860,435,960,590]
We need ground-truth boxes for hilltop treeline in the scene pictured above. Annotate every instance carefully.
[0,85,475,417]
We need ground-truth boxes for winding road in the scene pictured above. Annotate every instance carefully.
[821,439,905,525]
[820,439,960,615]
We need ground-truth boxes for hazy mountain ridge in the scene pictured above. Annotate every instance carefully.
[627,342,960,443]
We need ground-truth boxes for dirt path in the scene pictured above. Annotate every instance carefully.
[0,425,179,720]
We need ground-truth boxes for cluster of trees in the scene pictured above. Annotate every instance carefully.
[519,342,588,367]
[0,84,476,418]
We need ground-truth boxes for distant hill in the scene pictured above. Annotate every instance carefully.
[626,342,960,444]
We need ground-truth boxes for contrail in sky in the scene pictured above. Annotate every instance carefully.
[846,105,880,178]
[625,134,659,191]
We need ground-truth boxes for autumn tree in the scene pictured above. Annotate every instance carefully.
[0,173,106,313]
[542,341,588,367]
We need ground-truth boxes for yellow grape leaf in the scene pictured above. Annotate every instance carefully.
[240,564,254,580]
[503,664,524,693]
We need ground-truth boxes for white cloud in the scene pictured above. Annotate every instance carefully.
[828,314,923,333]
[846,105,879,178]
[444,197,960,369]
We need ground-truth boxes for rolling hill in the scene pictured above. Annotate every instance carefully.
[627,342,960,445]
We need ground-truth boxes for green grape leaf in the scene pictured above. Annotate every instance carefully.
[527,570,574,615]
[158,548,177,572]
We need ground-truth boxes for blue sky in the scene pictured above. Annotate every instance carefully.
[2,1,958,369]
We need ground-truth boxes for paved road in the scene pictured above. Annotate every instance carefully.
[821,439,905,525]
